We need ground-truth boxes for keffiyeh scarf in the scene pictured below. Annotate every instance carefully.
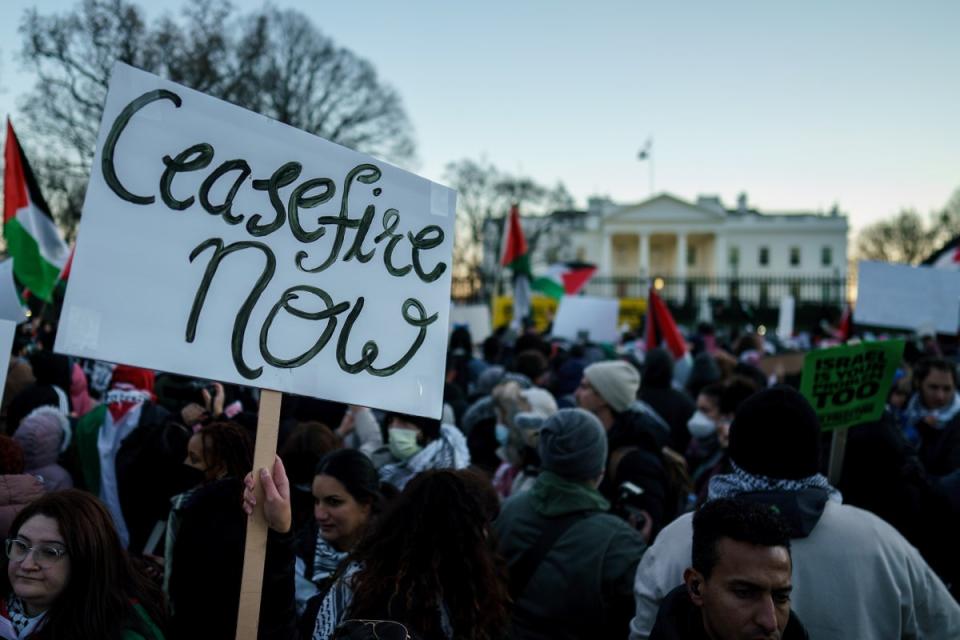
[708,461,843,504]
[903,392,960,431]
[380,424,470,490]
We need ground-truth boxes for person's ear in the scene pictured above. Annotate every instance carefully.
[683,568,705,606]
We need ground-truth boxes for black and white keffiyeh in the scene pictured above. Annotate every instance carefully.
[312,534,349,584]
[379,424,470,490]
[708,461,842,503]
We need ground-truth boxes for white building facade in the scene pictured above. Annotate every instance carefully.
[538,192,849,305]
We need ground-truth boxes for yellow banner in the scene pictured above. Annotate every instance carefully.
[492,296,648,336]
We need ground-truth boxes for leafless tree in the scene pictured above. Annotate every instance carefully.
[17,0,416,233]
[855,208,938,265]
[443,158,575,293]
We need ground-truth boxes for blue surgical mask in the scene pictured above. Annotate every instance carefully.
[687,410,717,439]
[495,423,510,445]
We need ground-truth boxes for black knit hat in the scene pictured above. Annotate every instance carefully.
[728,385,821,480]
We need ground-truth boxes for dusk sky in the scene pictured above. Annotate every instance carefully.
[2,1,958,233]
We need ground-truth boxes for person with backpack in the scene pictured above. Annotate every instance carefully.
[494,408,647,639]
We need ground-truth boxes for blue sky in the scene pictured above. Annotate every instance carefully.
[2,0,958,233]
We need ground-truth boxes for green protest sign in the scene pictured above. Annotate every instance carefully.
[800,340,904,431]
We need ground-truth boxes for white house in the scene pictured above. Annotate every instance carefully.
[492,192,848,306]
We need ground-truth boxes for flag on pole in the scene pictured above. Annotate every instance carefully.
[644,287,687,360]
[837,304,853,342]
[3,119,69,302]
[500,204,530,326]
[532,262,597,300]
[57,245,76,283]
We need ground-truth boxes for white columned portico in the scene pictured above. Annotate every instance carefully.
[713,233,727,297]
[601,232,612,276]
[638,233,650,279]
[676,231,688,303]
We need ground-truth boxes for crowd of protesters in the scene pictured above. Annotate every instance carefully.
[0,311,958,640]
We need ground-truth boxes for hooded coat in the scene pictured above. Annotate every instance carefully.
[638,349,695,454]
[495,471,646,640]
[629,493,960,640]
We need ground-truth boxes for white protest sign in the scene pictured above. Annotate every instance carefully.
[56,63,456,418]
[449,304,491,344]
[777,295,795,340]
[0,320,15,404]
[854,261,960,334]
[552,295,620,344]
[0,260,28,323]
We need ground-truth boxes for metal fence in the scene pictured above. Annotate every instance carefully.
[451,273,851,330]
[452,274,848,306]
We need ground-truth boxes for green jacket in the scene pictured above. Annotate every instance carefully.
[124,602,165,639]
[494,471,647,640]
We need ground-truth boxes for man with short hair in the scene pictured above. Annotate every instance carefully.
[650,498,808,639]
[630,386,960,640]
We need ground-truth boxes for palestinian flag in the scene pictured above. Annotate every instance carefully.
[500,204,531,326]
[644,286,687,359]
[3,119,69,302]
[532,262,597,300]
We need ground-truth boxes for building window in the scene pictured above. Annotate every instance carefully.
[728,246,739,268]
[687,245,697,267]
[821,246,832,267]
[759,247,769,267]
[790,247,801,267]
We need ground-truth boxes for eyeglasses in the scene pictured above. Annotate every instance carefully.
[4,538,68,568]
[336,619,412,640]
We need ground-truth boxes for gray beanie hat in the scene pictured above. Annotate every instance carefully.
[583,360,640,413]
[538,408,608,481]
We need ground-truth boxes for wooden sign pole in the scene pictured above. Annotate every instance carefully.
[235,389,283,640]
[827,428,848,487]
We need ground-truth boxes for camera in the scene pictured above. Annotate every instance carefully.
[613,481,647,531]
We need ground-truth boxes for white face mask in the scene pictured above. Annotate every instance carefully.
[388,428,422,461]
[687,410,717,439]
[495,423,510,445]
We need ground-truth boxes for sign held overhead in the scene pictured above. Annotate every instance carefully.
[57,63,456,418]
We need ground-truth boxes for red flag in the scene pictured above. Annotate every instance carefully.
[837,305,852,342]
[58,245,75,282]
[499,204,529,271]
[645,287,687,359]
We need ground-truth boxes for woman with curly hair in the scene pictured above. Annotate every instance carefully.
[0,490,165,639]
[247,464,508,640]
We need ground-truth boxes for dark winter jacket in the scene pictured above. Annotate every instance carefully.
[650,585,809,640]
[494,471,646,640]
[168,477,296,640]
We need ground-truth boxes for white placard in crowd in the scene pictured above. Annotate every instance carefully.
[449,304,491,345]
[777,295,795,340]
[552,295,620,344]
[56,63,456,418]
[0,260,28,323]
[855,261,960,334]
[0,319,16,403]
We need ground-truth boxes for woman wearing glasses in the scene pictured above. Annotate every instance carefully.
[0,490,165,639]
